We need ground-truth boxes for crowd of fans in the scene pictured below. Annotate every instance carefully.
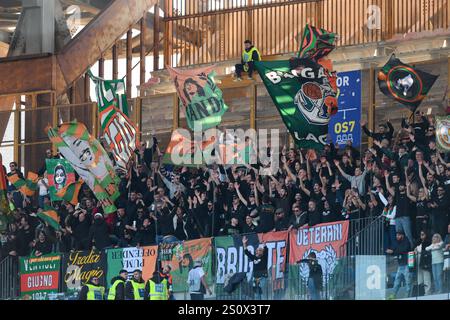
[1,112,450,295]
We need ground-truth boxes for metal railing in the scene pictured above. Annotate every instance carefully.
[0,256,19,300]
[339,215,384,256]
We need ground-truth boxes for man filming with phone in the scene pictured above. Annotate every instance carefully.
[297,252,323,300]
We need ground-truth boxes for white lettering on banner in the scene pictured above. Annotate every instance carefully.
[336,76,350,87]
[215,240,286,284]
[265,67,329,84]
[27,275,53,288]
[296,223,343,246]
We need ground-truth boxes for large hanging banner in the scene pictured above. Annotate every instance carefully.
[167,65,229,131]
[255,58,337,150]
[61,249,107,293]
[89,71,140,173]
[106,246,158,288]
[288,221,349,282]
[46,122,120,214]
[46,159,76,201]
[159,238,213,293]
[378,54,438,111]
[328,70,362,147]
[20,254,61,300]
[436,116,450,153]
[214,231,289,289]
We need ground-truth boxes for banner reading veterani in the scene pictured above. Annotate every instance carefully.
[159,238,213,293]
[106,246,158,288]
[20,254,61,300]
[62,249,107,293]
[167,65,229,131]
[289,221,349,282]
[214,231,288,289]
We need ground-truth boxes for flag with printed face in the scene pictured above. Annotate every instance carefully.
[378,55,439,111]
[46,122,120,214]
[7,172,39,197]
[37,205,61,230]
[255,58,337,150]
[298,24,337,61]
[167,65,229,131]
[46,159,75,202]
[436,116,450,153]
[55,180,83,205]
[88,71,140,173]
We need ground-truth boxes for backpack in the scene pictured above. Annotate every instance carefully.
[419,248,432,271]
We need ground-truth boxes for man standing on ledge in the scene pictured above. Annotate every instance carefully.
[234,40,261,81]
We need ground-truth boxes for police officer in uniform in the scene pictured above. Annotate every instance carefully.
[107,269,128,300]
[78,276,105,300]
[144,271,169,300]
[234,40,261,81]
[125,269,146,300]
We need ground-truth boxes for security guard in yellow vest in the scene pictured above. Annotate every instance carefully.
[107,269,128,300]
[125,269,146,300]
[144,271,169,300]
[78,277,105,300]
[234,40,261,81]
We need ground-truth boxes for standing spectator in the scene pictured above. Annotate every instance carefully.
[415,230,432,295]
[187,259,212,300]
[37,174,49,209]
[426,233,445,294]
[16,216,35,257]
[32,230,53,257]
[297,252,323,300]
[243,236,268,300]
[89,213,112,250]
[429,186,449,239]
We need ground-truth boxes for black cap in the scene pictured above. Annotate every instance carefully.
[119,269,128,275]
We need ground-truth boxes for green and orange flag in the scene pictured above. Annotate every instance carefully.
[46,159,75,202]
[37,205,60,230]
[46,121,120,214]
[7,172,39,197]
[55,180,83,205]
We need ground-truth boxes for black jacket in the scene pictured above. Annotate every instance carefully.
[244,246,268,278]
[392,238,411,266]
[125,278,145,300]
[298,258,323,290]
[89,219,111,250]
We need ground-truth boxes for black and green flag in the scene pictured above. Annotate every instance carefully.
[255,58,337,150]
[298,24,337,61]
[378,55,438,111]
